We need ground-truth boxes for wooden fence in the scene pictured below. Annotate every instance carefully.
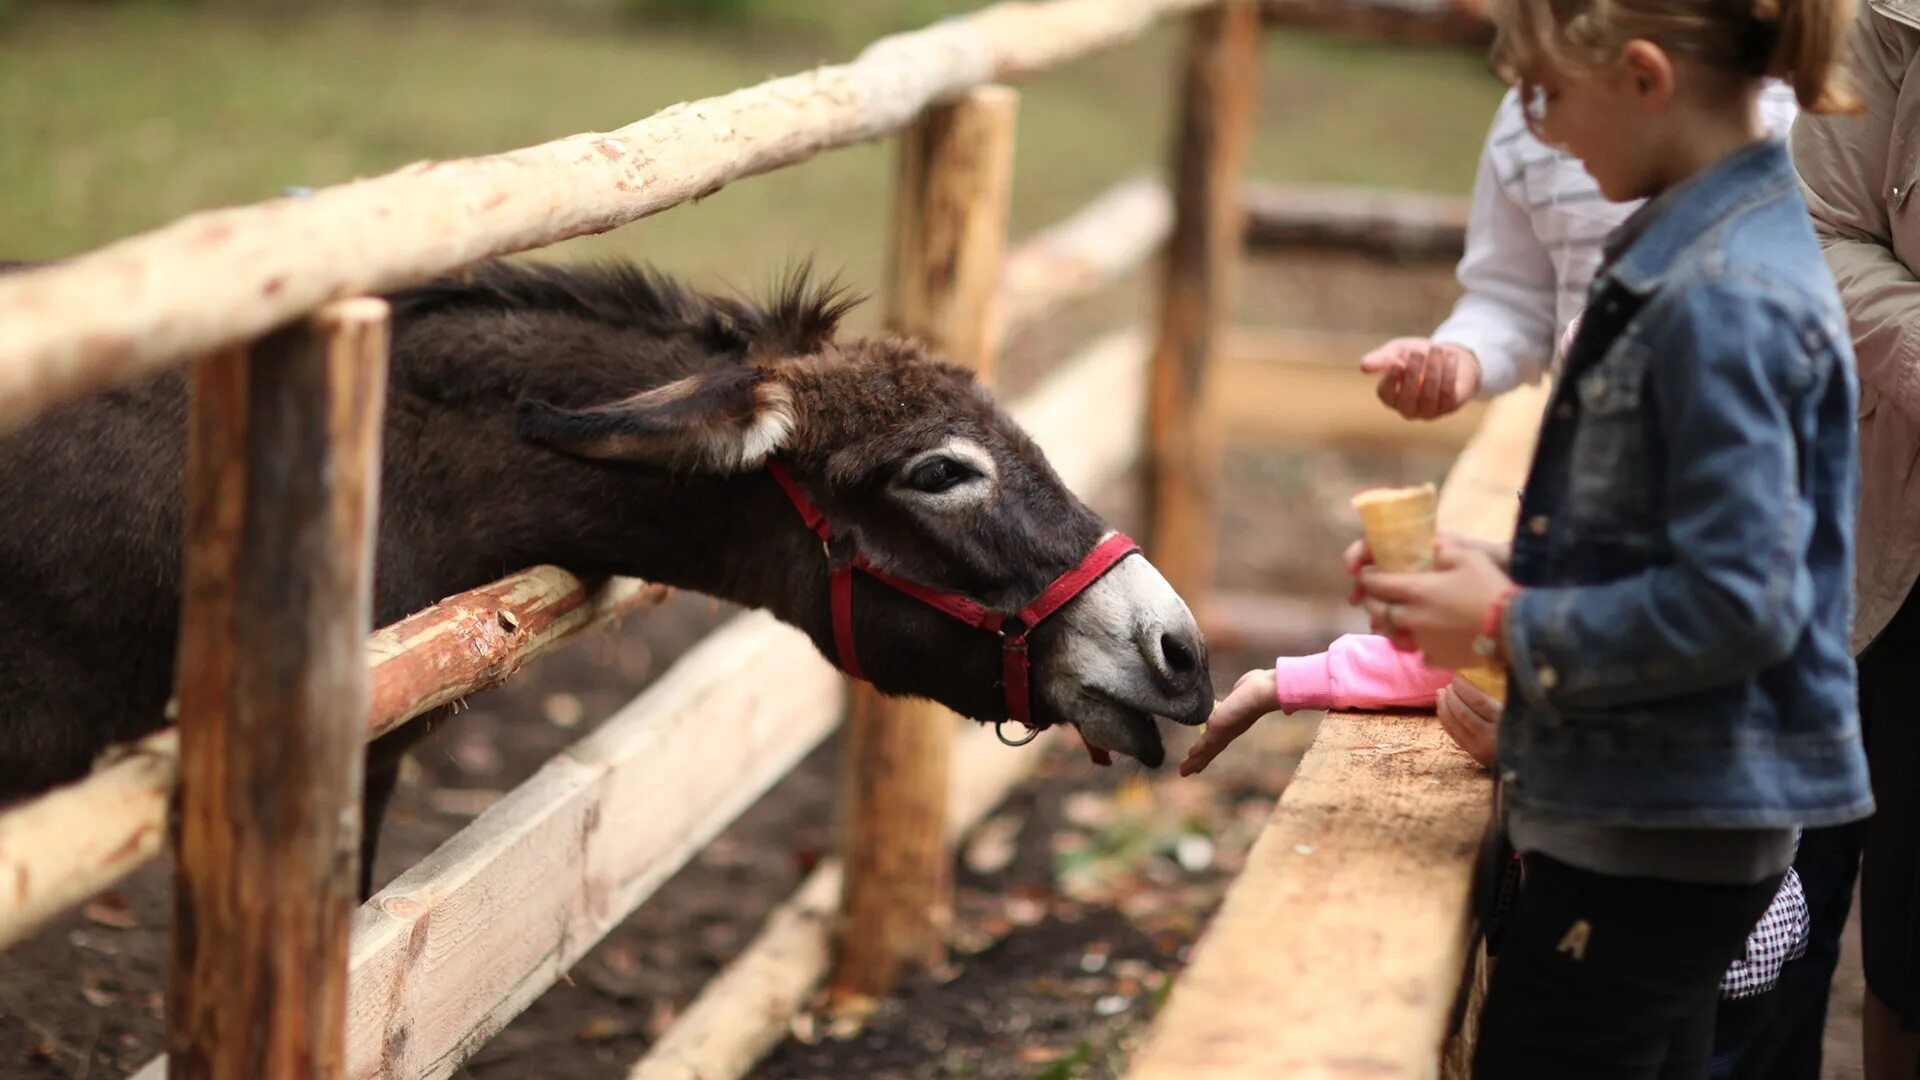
[0,0,1512,1076]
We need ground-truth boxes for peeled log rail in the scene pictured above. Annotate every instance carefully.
[0,0,1210,436]
[0,571,668,951]
[1242,181,1469,261]
[996,178,1174,339]
[1260,0,1492,46]
[1125,382,1549,1080]
[128,323,1156,1080]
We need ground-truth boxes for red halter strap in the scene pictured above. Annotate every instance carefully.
[765,462,1139,740]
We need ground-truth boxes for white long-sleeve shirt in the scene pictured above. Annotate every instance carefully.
[1433,83,1803,396]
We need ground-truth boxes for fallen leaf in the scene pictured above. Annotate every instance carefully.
[543,692,585,729]
[82,891,138,930]
[1174,834,1215,873]
[576,1015,632,1042]
[963,812,1024,876]
[449,731,503,776]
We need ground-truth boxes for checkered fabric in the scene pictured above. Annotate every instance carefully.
[1720,867,1811,999]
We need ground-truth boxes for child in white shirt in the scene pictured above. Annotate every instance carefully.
[1360,81,1800,420]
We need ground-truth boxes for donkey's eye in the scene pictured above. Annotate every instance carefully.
[905,457,978,495]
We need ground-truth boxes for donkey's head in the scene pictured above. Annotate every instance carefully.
[511,266,1212,767]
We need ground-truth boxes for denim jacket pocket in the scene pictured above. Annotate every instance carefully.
[1566,340,1658,531]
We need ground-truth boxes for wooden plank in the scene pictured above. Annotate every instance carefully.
[1212,353,1484,454]
[0,571,667,952]
[343,613,842,1080]
[0,0,1209,436]
[1125,383,1547,1080]
[836,85,1019,999]
[628,863,845,1080]
[1146,0,1261,599]
[1126,711,1491,1080]
[129,316,1156,1080]
[1242,181,1468,260]
[167,299,388,1080]
[1434,382,1548,546]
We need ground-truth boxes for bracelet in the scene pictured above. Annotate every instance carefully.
[1472,585,1522,660]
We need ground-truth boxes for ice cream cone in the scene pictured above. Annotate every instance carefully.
[1458,662,1507,701]
[1352,483,1437,573]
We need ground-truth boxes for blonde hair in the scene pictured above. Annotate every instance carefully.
[1489,0,1860,114]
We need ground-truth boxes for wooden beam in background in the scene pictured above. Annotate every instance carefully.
[1146,0,1262,600]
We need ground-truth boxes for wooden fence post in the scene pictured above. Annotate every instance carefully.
[1147,0,1261,600]
[832,85,1018,1001]
[166,299,390,1080]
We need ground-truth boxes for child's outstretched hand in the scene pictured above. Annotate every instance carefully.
[1179,668,1277,777]
[1359,337,1483,420]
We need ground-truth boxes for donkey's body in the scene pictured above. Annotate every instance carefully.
[0,261,1211,891]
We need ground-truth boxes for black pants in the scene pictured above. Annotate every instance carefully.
[1474,854,1784,1080]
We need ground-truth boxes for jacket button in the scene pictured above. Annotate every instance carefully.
[1538,665,1560,690]
[1555,403,1575,421]
[1528,515,1550,535]
[1500,768,1520,785]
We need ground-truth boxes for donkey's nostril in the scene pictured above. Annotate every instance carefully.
[1161,632,1198,677]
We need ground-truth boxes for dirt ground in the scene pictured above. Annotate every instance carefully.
[0,253,1869,1080]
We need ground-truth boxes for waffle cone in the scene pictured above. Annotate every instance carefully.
[1351,484,1437,572]
[1458,663,1508,702]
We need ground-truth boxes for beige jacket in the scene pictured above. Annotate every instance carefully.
[1792,0,1920,654]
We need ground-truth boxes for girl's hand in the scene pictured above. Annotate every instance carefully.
[1359,338,1483,420]
[1355,540,1514,670]
[1436,675,1502,767]
[1179,668,1277,777]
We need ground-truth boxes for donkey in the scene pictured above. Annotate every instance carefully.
[0,260,1213,894]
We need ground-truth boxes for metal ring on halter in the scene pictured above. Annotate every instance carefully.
[995,718,1042,747]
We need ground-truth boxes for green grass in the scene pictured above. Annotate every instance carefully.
[0,2,1502,301]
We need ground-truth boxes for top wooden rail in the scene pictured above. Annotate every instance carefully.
[1260,0,1492,45]
[0,0,1211,436]
[1127,380,1547,1080]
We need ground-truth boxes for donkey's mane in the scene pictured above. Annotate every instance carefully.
[389,259,863,360]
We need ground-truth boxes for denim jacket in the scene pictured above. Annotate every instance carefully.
[1498,140,1875,829]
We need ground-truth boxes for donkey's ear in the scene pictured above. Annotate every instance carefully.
[517,366,795,473]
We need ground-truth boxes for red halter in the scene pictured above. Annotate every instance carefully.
[766,461,1138,760]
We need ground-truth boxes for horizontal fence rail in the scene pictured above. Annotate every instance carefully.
[0,571,669,950]
[0,0,1210,436]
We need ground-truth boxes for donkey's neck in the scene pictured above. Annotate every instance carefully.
[379,385,829,641]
